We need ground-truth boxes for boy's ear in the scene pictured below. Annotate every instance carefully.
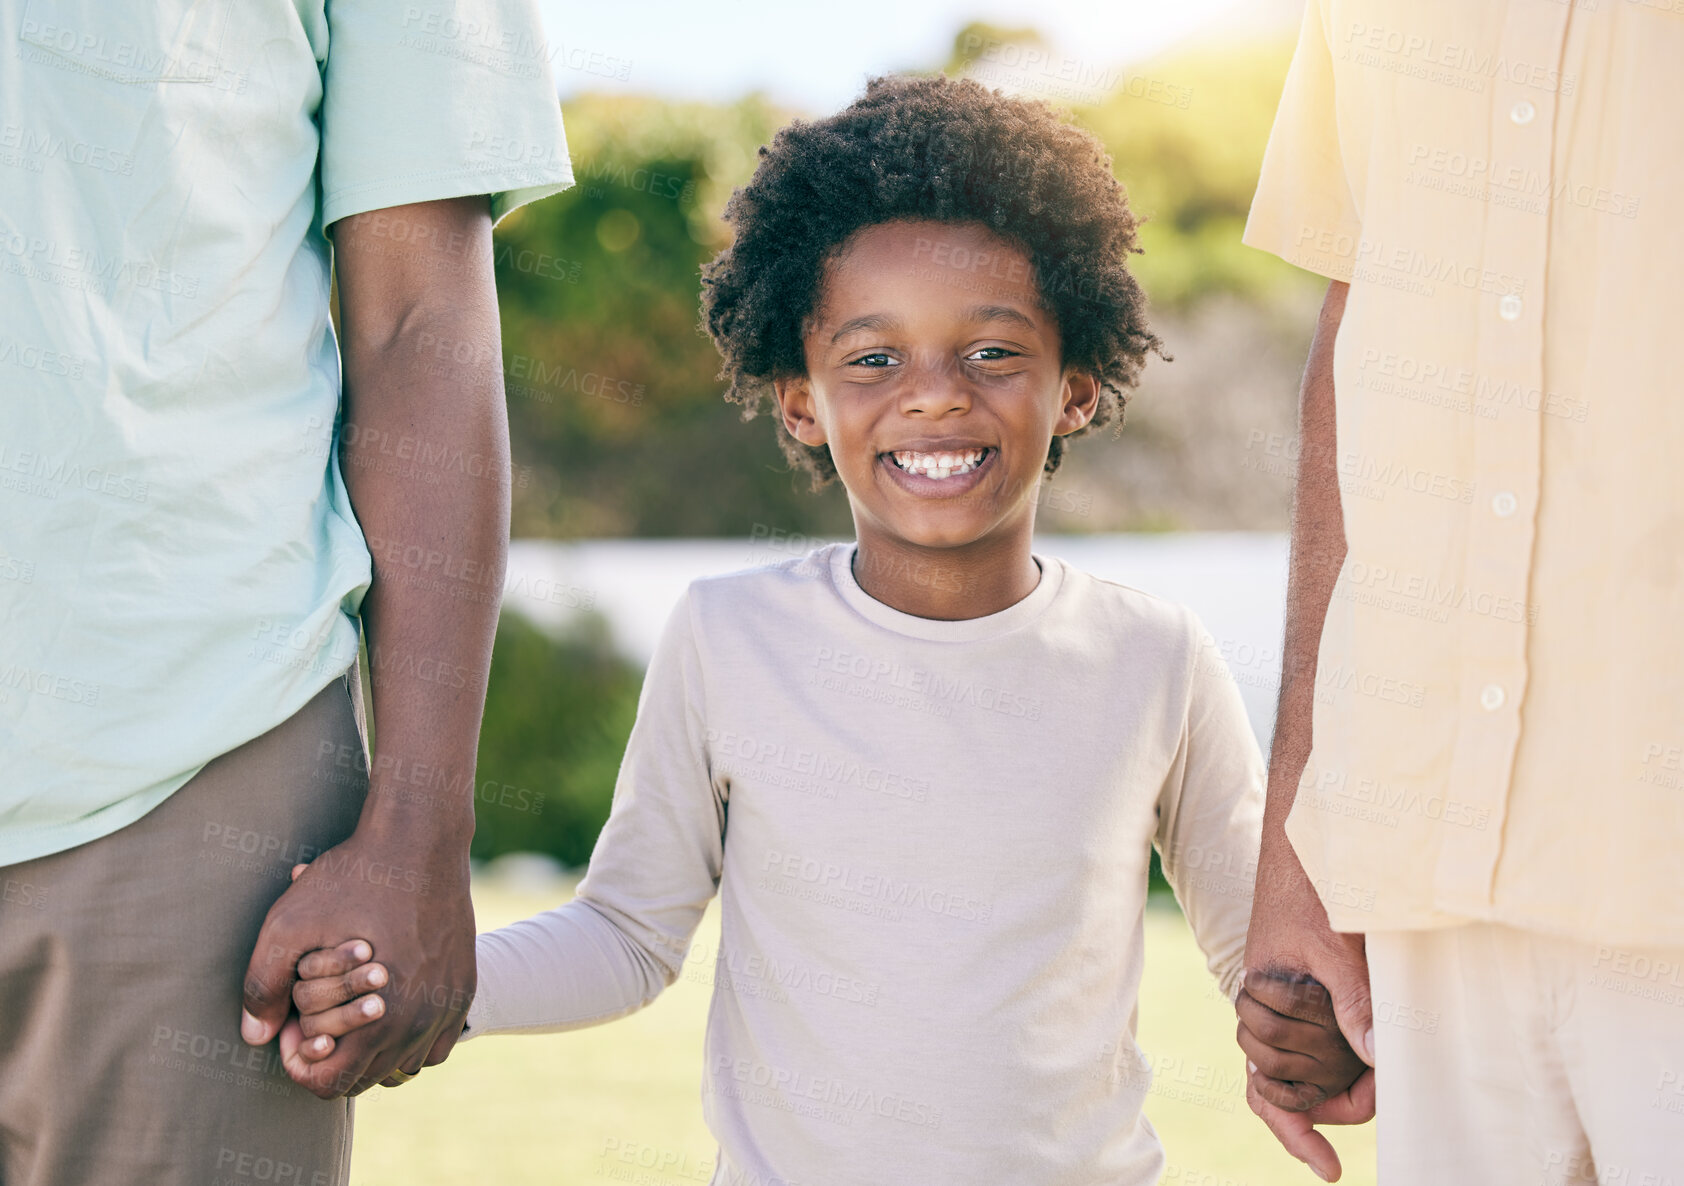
[1053,369,1103,436]
[772,376,827,448]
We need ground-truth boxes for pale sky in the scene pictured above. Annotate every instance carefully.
[534,0,1296,112]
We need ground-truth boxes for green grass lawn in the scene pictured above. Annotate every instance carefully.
[350,881,1376,1185]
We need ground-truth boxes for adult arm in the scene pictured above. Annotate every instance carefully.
[242,196,506,1097]
[1240,279,1377,1176]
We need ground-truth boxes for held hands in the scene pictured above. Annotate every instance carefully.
[272,864,416,1085]
[1238,970,1368,1111]
[240,826,476,1098]
[1236,969,1375,1181]
[1241,816,1377,1180]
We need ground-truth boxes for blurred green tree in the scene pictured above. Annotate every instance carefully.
[471,611,642,867]
[494,94,852,542]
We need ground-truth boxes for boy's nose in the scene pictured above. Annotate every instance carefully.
[897,354,972,418]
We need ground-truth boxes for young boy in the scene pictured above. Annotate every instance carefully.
[286,75,1363,1182]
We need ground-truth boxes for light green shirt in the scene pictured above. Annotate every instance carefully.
[0,0,573,864]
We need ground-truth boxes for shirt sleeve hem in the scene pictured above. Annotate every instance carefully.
[460,977,494,1039]
[322,164,575,231]
[1241,214,1361,285]
[1215,962,1245,1006]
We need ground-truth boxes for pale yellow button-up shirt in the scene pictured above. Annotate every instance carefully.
[1245,0,1683,945]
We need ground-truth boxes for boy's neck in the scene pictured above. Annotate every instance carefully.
[849,526,1042,621]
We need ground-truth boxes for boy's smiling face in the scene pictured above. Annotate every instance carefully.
[774,219,1099,568]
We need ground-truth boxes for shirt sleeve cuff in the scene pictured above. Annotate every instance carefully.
[1215,961,1245,1007]
[322,163,574,232]
[460,935,497,1040]
[1241,206,1363,285]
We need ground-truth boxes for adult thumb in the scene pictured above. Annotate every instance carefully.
[1330,966,1375,1068]
[241,914,301,1047]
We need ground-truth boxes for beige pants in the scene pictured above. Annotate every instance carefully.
[1369,923,1684,1185]
[0,674,369,1186]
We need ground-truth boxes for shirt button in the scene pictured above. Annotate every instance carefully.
[1480,684,1507,712]
[1499,293,1524,321]
[1492,491,1518,517]
[1511,99,1536,125]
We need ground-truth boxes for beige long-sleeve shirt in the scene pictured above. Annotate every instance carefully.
[465,544,1263,1185]
[1245,1,1684,943]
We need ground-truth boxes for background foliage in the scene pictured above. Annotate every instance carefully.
[471,613,643,867]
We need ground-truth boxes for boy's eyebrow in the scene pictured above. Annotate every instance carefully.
[828,305,1038,345]
[967,304,1039,332]
[829,313,902,344]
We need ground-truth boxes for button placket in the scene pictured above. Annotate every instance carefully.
[1433,1,1570,911]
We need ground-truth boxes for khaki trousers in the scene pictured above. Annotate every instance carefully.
[0,673,369,1186]
[1370,922,1684,1185]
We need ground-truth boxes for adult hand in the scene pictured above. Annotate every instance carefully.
[1242,834,1375,1180]
[241,819,476,1098]
[1237,970,1370,1111]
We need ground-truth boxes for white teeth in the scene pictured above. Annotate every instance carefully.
[889,448,989,479]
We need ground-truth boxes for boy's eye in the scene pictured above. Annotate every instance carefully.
[967,346,1019,362]
[848,352,900,368]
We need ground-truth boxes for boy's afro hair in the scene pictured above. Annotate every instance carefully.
[700,72,1164,488]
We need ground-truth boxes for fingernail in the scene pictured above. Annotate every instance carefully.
[1311,1167,1331,1182]
[362,997,382,1016]
[367,966,387,988]
[1246,1060,1257,1075]
[353,942,371,961]
[241,1011,268,1044]
[1361,1027,1376,1064]
[312,1036,330,1053]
